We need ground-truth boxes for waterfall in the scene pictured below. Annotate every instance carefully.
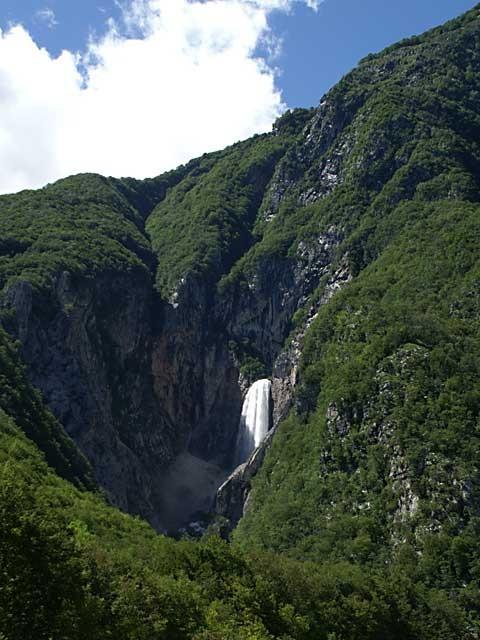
[235,379,272,465]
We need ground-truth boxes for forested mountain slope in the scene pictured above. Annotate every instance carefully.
[1,4,480,639]
[2,405,471,639]
[234,5,480,566]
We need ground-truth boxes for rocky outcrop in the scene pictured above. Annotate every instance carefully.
[3,269,174,527]
[147,243,342,526]
[215,253,352,529]
[151,274,244,468]
[215,431,274,525]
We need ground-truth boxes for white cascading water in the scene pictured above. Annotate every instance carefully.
[235,379,272,465]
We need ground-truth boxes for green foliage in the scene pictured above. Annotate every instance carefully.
[232,6,480,630]
[0,412,475,639]
[0,469,99,640]
[218,2,480,294]
[146,129,303,296]
[228,339,270,382]
[235,201,480,628]
[0,173,154,294]
[272,107,315,136]
[239,355,269,382]
[0,325,94,489]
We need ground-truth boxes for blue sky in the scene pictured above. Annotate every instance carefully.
[1,0,475,107]
[0,0,476,193]
[269,0,477,106]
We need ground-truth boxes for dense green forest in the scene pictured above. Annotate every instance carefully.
[234,2,480,544]
[1,5,480,639]
[0,409,474,639]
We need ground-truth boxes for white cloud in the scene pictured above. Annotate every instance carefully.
[35,7,58,29]
[0,0,318,195]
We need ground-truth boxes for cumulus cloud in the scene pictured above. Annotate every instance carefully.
[0,0,319,194]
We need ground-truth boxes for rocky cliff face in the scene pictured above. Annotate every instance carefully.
[215,252,352,528]
[0,113,339,530]
[3,268,175,526]
[145,221,347,528]
[0,108,352,530]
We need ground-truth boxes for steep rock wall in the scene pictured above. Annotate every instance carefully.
[3,269,174,526]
